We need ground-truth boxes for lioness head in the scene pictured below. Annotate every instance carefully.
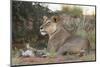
[40,16,60,36]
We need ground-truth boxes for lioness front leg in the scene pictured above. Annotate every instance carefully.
[56,45,68,56]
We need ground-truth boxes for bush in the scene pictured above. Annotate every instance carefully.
[61,6,83,17]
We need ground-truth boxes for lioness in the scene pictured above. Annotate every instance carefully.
[40,15,90,56]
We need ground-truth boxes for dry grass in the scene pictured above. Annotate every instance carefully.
[12,50,95,66]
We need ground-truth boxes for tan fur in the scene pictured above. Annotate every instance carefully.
[40,16,90,56]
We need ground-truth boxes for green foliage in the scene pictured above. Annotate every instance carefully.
[61,6,72,14]
[61,6,83,17]
[71,7,83,17]
[12,1,52,49]
[75,30,87,37]
[87,29,96,49]
[48,48,57,57]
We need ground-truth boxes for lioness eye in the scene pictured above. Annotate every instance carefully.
[48,22,50,23]
[47,22,50,25]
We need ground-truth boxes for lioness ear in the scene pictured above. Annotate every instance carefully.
[51,16,60,23]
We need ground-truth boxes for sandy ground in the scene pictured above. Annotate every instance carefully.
[12,50,96,66]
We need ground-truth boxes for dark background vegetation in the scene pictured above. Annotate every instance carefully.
[12,1,95,51]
